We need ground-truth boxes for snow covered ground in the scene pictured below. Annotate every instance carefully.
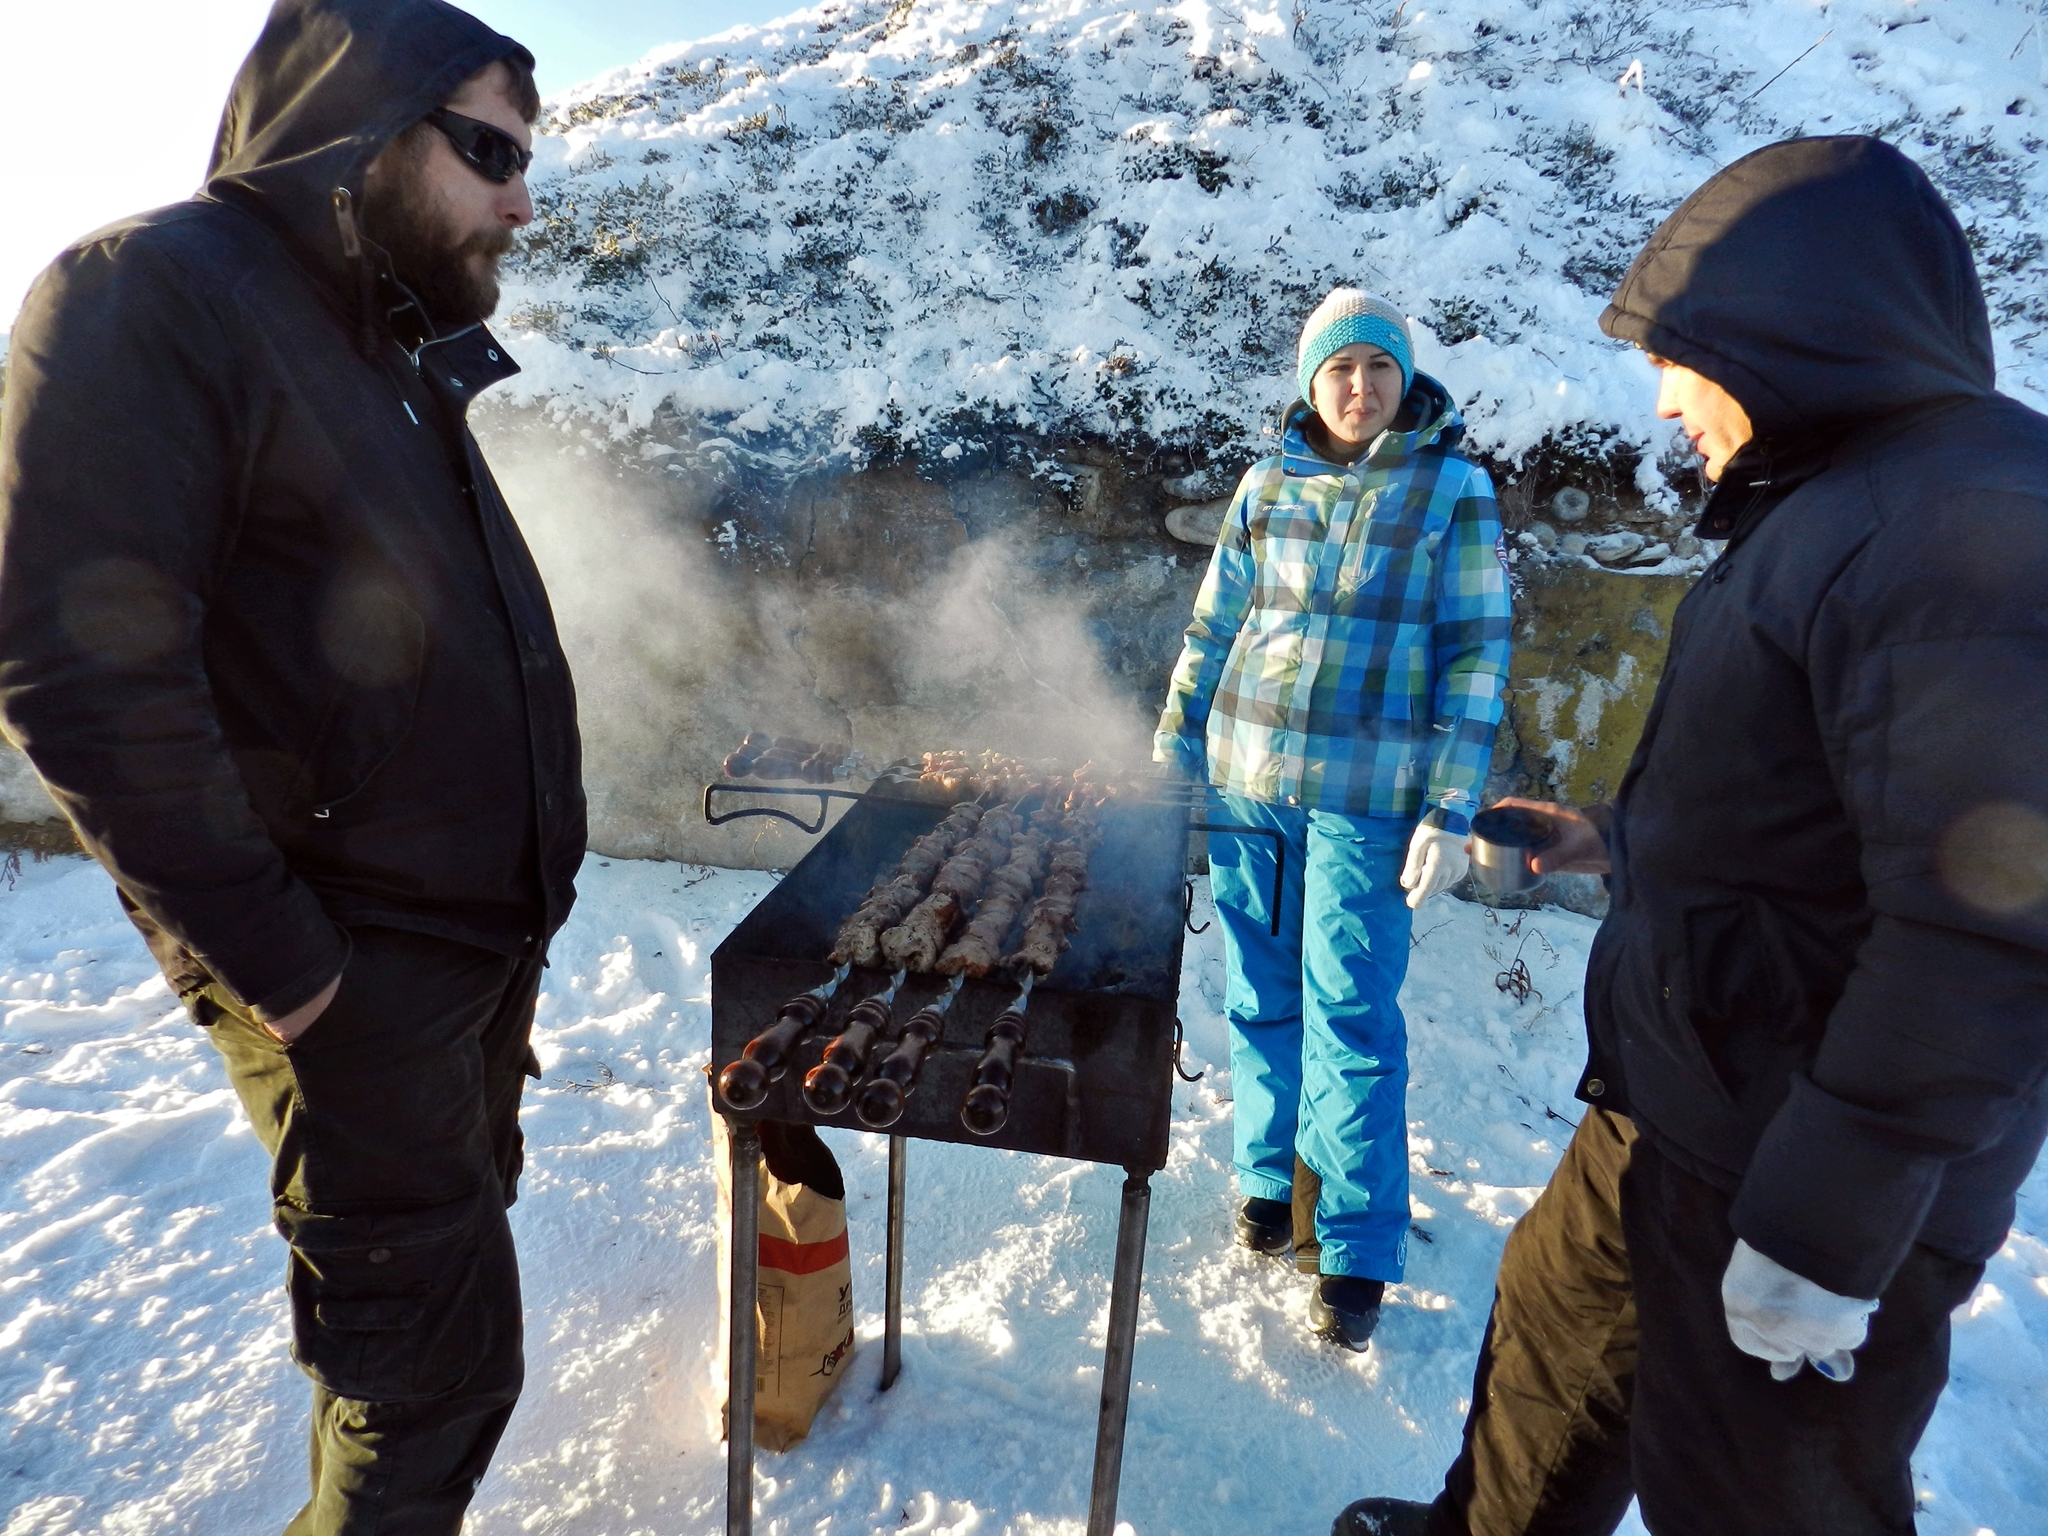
[0,851,2040,1535]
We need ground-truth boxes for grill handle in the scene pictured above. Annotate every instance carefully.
[1187,821,1288,937]
[702,782,869,836]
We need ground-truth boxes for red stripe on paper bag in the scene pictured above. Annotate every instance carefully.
[758,1229,849,1275]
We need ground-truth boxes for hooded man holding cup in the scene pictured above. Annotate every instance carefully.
[1338,135,2048,1536]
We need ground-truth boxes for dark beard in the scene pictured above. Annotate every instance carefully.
[361,150,515,328]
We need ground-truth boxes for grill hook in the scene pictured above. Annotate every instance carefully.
[1172,1016,1205,1083]
[1187,820,1287,937]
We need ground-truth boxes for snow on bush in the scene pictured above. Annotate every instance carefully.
[496,0,2048,484]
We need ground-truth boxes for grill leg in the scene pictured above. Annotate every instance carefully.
[726,1120,762,1536]
[1087,1169,1152,1536]
[882,1133,907,1390]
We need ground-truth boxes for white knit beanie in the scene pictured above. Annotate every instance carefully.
[1297,288,1415,403]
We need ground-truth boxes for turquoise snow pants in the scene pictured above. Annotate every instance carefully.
[1207,791,1414,1282]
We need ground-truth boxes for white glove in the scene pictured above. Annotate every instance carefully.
[1721,1238,1879,1383]
[1399,823,1469,910]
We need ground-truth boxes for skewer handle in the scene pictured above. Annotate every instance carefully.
[801,995,893,1115]
[718,992,831,1111]
[853,1006,946,1129]
[959,1006,1028,1136]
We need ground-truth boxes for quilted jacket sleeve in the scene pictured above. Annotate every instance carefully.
[1420,461,1512,833]
[1154,466,1262,774]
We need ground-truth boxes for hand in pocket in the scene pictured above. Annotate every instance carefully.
[264,970,343,1044]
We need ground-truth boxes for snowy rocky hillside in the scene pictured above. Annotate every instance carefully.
[496,0,2048,491]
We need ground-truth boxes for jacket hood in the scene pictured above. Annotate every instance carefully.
[1600,136,1993,440]
[1282,371,1463,475]
[204,0,532,279]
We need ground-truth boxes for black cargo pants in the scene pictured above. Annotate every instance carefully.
[1427,1107,1984,1536]
[195,925,544,1536]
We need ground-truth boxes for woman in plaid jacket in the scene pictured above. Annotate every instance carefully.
[1155,288,1512,1349]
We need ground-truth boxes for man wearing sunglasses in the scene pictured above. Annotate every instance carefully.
[362,103,536,332]
[0,1,583,1530]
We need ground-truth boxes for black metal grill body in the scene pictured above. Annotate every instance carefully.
[710,791,1189,1168]
[712,783,1207,1536]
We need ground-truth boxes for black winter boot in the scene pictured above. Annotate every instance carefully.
[1234,1196,1292,1256]
[1309,1275,1384,1351]
[1331,1497,1432,1536]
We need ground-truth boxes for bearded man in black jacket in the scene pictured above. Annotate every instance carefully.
[1337,137,2048,1536]
[0,1,584,1528]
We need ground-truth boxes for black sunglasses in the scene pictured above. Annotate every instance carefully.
[424,108,533,184]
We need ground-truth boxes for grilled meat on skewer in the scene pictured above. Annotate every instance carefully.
[829,802,983,968]
[928,804,1023,899]
[880,801,1031,972]
[832,807,980,968]
[937,831,1048,977]
[916,749,1067,805]
[1005,814,1101,976]
[1008,858,1084,972]
[880,891,963,972]
[722,730,773,777]
[797,742,856,782]
[722,732,858,782]
[750,738,816,779]
[1010,904,1077,975]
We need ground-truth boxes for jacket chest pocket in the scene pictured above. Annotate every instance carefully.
[1336,517,1436,604]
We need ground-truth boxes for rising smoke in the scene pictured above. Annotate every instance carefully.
[478,416,1163,868]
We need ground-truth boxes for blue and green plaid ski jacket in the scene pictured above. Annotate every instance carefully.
[1154,379,1511,833]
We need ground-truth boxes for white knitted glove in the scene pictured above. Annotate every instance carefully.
[1400,823,1469,910]
[1721,1238,1879,1383]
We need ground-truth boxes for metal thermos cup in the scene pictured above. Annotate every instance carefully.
[1470,806,1556,896]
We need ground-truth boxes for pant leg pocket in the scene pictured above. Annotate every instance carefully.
[275,1193,484,1403]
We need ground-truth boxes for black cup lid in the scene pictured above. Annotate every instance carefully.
[1471,805,1556,849]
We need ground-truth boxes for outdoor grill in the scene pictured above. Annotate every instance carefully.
[704,771,1280,1536]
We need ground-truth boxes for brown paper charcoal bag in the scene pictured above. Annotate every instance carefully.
[711,1102,857,1452]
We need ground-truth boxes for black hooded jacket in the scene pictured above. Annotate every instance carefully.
[1586,136,2048,1299]
[0,0,584,1019]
